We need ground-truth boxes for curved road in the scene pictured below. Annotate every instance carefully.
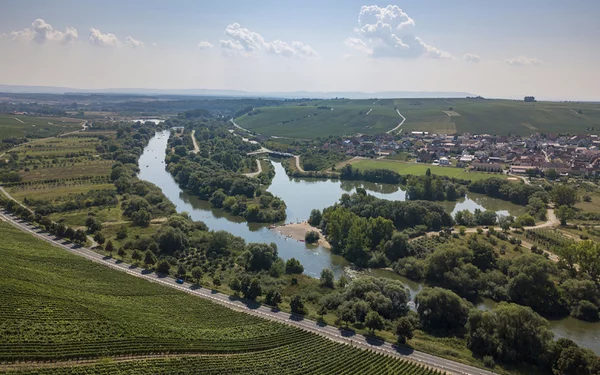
[0,208,497,375]
[243,159,263,178]
[386,109,406,134]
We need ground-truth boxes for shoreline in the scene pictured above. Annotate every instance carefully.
[271,222,331,249]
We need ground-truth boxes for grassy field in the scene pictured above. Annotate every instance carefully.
[0,114,83,140]
[235,98,600,138]
[0,221,435,375]
[7,183,115,202]
[350,159,507,182]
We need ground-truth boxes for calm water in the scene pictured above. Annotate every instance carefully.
[139,130,598,353]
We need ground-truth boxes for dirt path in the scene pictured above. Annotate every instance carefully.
[386,109,406,134]
[365,108,373,115]
[191,130,200,154]
[294,155,305,172]
[230,118,251,133]
[13,117,25,124]
[243,159,263,178]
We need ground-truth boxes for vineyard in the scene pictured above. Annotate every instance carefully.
[0,222,439,374]
[408,236,446,257]
[0,115,83,141]
[524,228,575,251]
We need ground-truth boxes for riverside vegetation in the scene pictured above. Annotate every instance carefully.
[1,116,599,374]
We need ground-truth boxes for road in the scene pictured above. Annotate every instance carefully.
[295,155,305,172]
[0,208,497,375]
[191,130,200,154]
[230,118,251,133]
[386,109,406,134]
[243,159,263,178]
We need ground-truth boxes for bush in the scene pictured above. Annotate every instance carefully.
[156,259,171,274]
[285,258,304,274]
[483,355,495,368]
[305,230,320,244]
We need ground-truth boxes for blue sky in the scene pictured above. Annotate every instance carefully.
[0,0,598,99]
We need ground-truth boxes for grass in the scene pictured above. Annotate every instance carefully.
[7,183,115,202]
[0,222,436,375]
[235,98,600,138]
[0,114,83,140]
[351,159,507,182]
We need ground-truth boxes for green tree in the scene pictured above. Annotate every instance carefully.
[395,316,414,344]
[290,295,306,315]
[285,258,304,274]
[105,240,115,254]
[191,266,203,284]
[93,232,106,245]
[131,249,142,262]
[365,310,385,334]
[156,259,171,274]
[415,287,471,334]
[116,225,128,240]
[337,301,356,326]
[229,277,241,295]
[320,268,335,288]
[318,305,328,318]
[556,205,575,226]
[143,250,157,267]
[551,185,579,207]
[305,230,320,244]
[308,209,322,226]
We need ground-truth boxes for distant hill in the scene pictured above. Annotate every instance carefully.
[234,98,600,138]
[0,84,473,99]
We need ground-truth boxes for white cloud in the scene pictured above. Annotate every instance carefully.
[505,56,543,66]
[198,41,214,49]
[220,23,318,58]
[89,28,120,47]
[347,5,451,59]
[125,36,144,48]
[463,53,481,63]
[10,19,77,44]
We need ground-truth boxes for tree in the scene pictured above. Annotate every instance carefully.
[415,287,471,334]
[93,232,106,245]
[131,249,143,262]
[191,266,203,284]
[318,305,328,318]
[308,209,322,226]
[229,277,241,295]
[245,243,278,272]
[365,310,385,334]
[337,301,356,326]
[143,250,157,267]
[395,316,414,344]
[131,209,151,227]
[285,258,304,274]
[319,268,335,288]
[116,225,128,240]
[176,264,186,278]
[105,240,115,254]
[551,185,579,207]
[384,233,410,261]
[556,205,575,226]
[338,275,349,288]
[305,230,320,244]
[241,277,262,300]
[290,295,306,315]
[117,247,126,257]
[467,303,553,365]
[156,259,171,274]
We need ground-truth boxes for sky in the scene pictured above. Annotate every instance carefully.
[0,0,598,100]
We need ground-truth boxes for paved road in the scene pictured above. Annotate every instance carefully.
[230,118,251,133]
[386,109,406,134]
[0,209,497,375]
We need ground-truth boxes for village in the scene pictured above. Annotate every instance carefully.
[319,130,600,178]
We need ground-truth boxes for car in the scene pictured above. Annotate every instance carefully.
[175,278,184,284]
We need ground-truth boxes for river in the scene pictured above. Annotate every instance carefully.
[138,130,599,354]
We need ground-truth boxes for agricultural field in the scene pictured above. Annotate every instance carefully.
[0,222,434,375]
[350,159,507,182]
[234,98,600,138]
[0,114,84,140]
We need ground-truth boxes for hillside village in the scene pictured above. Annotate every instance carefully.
[320,131,600,177]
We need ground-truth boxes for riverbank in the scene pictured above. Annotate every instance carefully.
[272,222,331,249]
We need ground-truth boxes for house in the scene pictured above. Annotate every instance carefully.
[439,157,450,166]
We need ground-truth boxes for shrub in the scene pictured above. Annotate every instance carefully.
[305,230,320,244]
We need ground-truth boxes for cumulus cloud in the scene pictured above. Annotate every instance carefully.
[220,23,318,58]
[346,5,451,59]
[198,41,214,49]
[463,53,481,63]
[88,28,120,47]
[10,19,77,44]
[125,36,144,48]
[505,56,543,66]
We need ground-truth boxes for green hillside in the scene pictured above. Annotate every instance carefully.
[0,114,83,140]
[234,98,600,138]
[0,221,435,375]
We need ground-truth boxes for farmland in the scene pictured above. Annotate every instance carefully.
[0,221,436,375]
[349,159,507,182]
[0,114,83,140]
[234,98,600,138]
